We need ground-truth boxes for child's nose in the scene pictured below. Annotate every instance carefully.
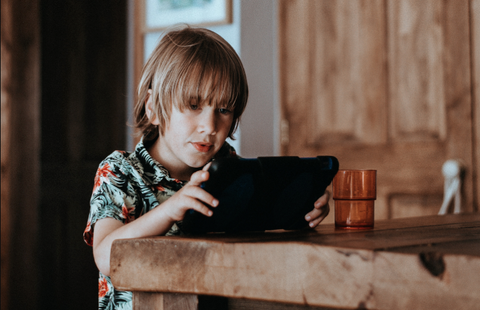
[198,110,217,135]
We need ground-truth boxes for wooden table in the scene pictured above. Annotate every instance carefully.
[111,214,480,310]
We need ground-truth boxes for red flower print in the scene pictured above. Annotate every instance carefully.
[98,277,109,298]
[152,184,165,192]
[93,163,118,193]
[122,204,134,224]
[83,221,93,246]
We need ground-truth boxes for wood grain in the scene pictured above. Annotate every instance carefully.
[388,0,446,141]
[278,0,477,219]
[278,0,312,153]
[279,0,387,148]
[111,214,480,310]
[310,0,387,146]
[472,0,480,211]
[442,0,474,209]
[133,292,199,310]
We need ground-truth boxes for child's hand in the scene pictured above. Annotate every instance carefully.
[162,164,218,222]
[305,190,330,228]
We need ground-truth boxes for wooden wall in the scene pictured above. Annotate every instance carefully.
[2,1,127,309]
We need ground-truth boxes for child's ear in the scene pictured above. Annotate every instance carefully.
[145,90,160,125]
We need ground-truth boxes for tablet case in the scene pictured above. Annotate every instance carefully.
[181,156,339,234]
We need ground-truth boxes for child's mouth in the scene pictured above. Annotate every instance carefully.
[192,142,213,153]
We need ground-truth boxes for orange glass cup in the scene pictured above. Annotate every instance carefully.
[332,169,376,229]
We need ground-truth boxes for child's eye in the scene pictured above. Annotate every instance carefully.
[190,104,199,111]
[218,108,232,115]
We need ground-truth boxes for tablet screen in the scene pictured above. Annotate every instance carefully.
[181,156,339,233]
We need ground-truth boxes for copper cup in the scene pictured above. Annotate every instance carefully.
[332,169,376,229]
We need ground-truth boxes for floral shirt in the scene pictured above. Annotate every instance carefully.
[83,137,236,310]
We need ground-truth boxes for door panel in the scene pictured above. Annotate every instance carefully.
[388,0,446,142]
[308,0,388,146]
[279,0,475,220]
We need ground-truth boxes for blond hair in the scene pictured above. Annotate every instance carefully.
[134,25,249,140]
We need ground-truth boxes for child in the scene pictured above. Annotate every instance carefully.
[83,26,330,310]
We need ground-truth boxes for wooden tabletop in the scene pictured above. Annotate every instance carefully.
[111,213,480,310]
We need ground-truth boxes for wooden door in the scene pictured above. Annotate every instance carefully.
[278,0,476,221]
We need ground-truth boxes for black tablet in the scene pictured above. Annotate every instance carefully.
[181,156,339,234]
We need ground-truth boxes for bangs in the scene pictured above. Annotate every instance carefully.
[167,37,242,111]
[178,66,236,110]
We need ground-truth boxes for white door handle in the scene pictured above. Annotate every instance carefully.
[438,159,464,215]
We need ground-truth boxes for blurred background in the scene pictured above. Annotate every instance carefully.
[2,0,479,309]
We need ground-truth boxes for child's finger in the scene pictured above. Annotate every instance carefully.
[305,203,330,227]
[314,190,330,209]
[182,184,218,208]
[187,199,215,217]
[203,162,212,171]
[305,203,330,222]
[189,169,210,186]
[308,211,329,228]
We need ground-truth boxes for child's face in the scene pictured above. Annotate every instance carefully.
[147,94,234,179]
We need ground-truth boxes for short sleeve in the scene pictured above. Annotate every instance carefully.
[83,156,137,246]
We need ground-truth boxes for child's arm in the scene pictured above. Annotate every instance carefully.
[304,190,331,228]
[92,166,218,277]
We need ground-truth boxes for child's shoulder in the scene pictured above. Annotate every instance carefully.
[95,149,138,178]
[97,144,161,182]
[99,149,133,166]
